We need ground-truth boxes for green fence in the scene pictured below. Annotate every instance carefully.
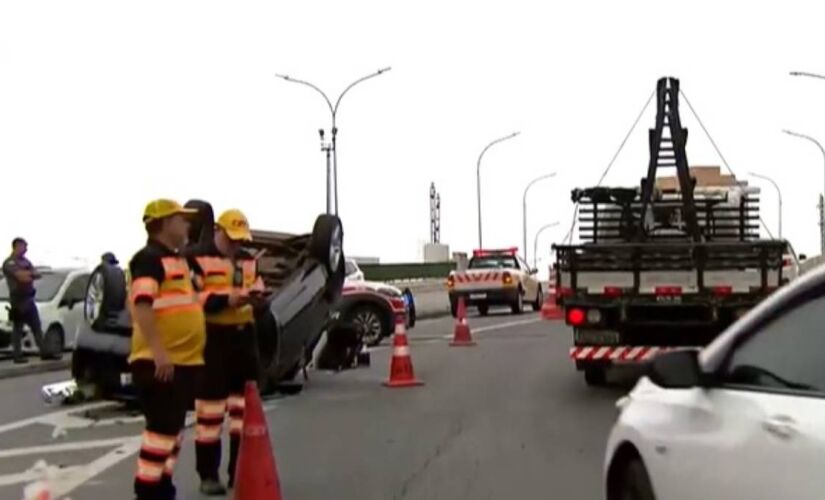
[361,262,456,282]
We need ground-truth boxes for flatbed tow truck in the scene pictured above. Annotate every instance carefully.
[552,77,788,386]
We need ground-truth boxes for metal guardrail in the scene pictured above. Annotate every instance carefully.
[361,262,455,282]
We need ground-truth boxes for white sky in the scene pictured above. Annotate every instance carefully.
[3,1,825,270]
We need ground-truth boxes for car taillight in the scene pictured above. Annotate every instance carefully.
[567,308,586,326]
[655,286,682,296]
[502,272,513,285]
[712,286,732,297]
[447,275,455,288]
[604,286,623,297]
[783,257,792,267]
[390,298,406,311]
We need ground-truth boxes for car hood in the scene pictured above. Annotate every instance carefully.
[343,280,402,297]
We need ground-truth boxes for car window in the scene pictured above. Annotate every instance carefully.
[468,256,519,269]
[63,274,90,302]
[721,294,825,395]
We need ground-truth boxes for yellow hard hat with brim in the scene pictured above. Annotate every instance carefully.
[216,209,252,241]
[143,199,198,223]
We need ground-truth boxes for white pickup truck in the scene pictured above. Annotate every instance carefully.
[447,247,543,316]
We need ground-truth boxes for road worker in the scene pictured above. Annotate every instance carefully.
[128,199,205,500]
[189,208,266,495]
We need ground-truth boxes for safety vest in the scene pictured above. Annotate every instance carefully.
[128,256,206,365]
[196,255,257,326]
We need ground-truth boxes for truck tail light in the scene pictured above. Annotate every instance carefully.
[502,272,513,286]
[604,286,623,297]
[712,286,732,297]
[655,286,682,296]
[567,308,586,326]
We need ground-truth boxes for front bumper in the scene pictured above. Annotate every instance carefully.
[449,287,519,306]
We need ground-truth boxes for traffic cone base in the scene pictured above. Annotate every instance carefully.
[541,293,564,320]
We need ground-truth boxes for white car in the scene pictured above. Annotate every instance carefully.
[604,263,825,499]
[345,258,365,282]
[0,267,91,353]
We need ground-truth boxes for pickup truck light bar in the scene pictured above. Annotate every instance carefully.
[473,247,519,257]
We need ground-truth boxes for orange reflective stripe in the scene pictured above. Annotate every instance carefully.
[153,294,198,310]
[141,431,176,455]
[229,418,243,434]
[130,278,159,302]
[137,458,165,482]
[196,424,222,443]
[160,257,189,275]
[196,400,227,419]
[227,395,245,410]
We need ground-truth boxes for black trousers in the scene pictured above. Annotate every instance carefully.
[8,301,45,360]
[194,322,260,483]
[131,360,200,500]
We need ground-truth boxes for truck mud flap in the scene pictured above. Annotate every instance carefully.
[569,345,701,364]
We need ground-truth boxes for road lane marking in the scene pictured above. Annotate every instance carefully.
[0,436,132,460]
[439,317,543,339]
[0,401,114,436]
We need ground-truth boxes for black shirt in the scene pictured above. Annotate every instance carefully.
[2,255,36,305]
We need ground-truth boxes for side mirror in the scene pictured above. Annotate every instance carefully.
[648,349,704,389]
[529,268,538,275]
[799,254,807,261]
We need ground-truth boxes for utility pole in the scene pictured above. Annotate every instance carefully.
[430,183,441,244]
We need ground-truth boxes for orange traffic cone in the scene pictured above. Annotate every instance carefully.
[383,319,424,388]
[449,297,476,346]
[541,291,564,320]
[232,381,283,500]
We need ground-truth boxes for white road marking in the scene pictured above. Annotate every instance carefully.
[0,437,131,460]
[439,317,543,339]
[0,401,114,436]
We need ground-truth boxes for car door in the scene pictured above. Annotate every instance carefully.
[517,256,538,300]
[58,273,89,349]
[652,291,825,500]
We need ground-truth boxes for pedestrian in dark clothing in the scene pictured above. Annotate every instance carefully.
[1,238,52,363]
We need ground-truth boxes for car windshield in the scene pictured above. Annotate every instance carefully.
[469,256,519,269]
[0,271,67,302]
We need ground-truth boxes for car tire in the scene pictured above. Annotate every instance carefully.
[43,325,65,357]
[532,286,543,312]
[84,263,127,331]
[584,366,607,386]
[616,459,656,500]
[511,288,524,315]
[309,214,344,276]
[346,304,388,347]
[477,304,489,316]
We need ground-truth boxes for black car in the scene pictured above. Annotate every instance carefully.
[71,200,345,398]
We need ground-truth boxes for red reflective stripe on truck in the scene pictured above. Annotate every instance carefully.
[569,345,701,362]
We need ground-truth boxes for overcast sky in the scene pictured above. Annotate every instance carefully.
[2,1,825,270]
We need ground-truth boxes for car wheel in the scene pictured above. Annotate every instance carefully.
[616,459,656,500]
[84,263,126,330]
[584,366,607,386]
[43,325,64,357]
[309,214,344,276]
[511,289,524,314]
[532,287,543,312]
[347,305,387,347]
[477,304,489,316]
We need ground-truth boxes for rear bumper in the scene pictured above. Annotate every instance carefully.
[449,287,519,306]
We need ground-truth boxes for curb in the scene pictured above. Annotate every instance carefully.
[0,359,71,381]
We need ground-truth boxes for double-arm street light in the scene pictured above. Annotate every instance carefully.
[533,221,560,269]
[748,172,782,239]
[276,67,392,215]
[782,129,825,252]
[522,172,556,264]
[476,132,520,248]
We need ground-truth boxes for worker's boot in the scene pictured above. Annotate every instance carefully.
[199,478,227,496]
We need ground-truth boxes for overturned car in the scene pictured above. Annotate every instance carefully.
[69,200,345,400]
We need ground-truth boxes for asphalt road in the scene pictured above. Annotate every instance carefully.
[0,309,637,500]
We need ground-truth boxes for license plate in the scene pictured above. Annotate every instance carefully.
[656,296,682,304]
[120,373,132,386]
[470,293,487,300]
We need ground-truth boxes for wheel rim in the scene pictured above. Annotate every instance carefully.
[353,310,382,344]
[329,224,343,272]
[84,272,104,324]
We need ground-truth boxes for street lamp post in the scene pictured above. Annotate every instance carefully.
[275,67,392,215]
[533,221,560,269]
[782,129,825,252]
[748,171,782,239]
[522,172,556,264]
[476,132,520,248]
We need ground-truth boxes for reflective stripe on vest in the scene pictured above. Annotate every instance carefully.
[195,255,256,325]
